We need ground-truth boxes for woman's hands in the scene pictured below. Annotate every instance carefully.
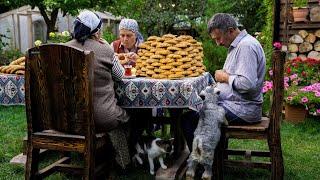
[116,52,137,65]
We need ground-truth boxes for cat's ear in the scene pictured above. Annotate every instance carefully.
[169,138,174,144]
[156,139,164,147]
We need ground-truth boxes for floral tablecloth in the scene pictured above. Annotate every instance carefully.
[115,72,214,111]
[0,74,25,105]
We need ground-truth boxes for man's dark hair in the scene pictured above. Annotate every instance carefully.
[207,13,238,34]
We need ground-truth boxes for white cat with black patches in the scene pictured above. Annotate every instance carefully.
[133,135,174,175]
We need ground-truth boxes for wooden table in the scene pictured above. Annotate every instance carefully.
[115,72,214,179]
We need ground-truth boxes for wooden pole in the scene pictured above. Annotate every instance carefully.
[270,50,285,180]
[273,0,281,42]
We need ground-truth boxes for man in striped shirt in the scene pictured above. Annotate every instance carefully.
[182,13,266,151]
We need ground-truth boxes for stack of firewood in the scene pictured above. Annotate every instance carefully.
[287,29,320,60]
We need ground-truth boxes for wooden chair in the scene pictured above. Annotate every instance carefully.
[214,50,285,180]
[25,44,109,179]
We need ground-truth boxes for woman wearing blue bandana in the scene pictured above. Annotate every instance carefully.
[66,10,132,169]
[111,18,144,64]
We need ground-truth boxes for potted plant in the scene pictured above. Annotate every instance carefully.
[284,84,320,123]
[292,0,309,22]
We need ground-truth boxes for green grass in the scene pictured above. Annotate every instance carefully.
[0,106,320,179]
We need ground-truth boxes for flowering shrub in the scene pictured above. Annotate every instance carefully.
[48,31,72,43]
[285,83,320,115]
[284,57,320,86]
[263,56,320,116]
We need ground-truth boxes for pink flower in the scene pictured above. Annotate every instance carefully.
[262,86,268,93]
[315,91,320,97]
[284,77,289,82]
[290,74,298,80]
[300,97,308,103]
[273,42,282,50]
[287,96,293,101]
[317,109,320,114]
[269,70,273,76]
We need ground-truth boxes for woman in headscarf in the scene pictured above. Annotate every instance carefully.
[111,18,144,65]
[65,10,131,169]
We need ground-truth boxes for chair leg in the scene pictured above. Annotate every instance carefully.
[268,137,284,180]
[25,145,40,180]
[84,148,95,180]
[213,141,224,180]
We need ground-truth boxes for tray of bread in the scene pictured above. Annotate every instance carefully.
[0,56,25,75]
[135,34,205,79]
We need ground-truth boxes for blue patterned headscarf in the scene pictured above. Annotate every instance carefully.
[119,18,144,43]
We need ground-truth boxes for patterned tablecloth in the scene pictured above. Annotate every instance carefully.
[0,74,25,105]
[115,72,214,111]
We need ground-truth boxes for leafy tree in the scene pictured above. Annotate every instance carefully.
[2,0,115,38]
[106,0,207,36]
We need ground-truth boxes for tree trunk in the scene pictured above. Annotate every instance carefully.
[38,6,59,40]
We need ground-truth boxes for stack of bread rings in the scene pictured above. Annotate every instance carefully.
[135,34,205,79]
[0,56,25,75]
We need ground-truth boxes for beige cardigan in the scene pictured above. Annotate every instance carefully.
[66,39,129,132]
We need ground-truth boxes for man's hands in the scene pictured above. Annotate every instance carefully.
[215,70,229,83]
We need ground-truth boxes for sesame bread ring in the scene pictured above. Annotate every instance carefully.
[171,68,184,72]
[164,39,178,45]
[157,42,171,48]
[189,72,200,77]
[168,73,184,79]
[172,54,182,59]
[154,68,165,73]
[155,50,170,56]
[168,61,183,66]
[144,52,154,57]
[138,43,149,49]
[167,46,181,52]
[186,39,197,43]
[151,54,165,59]
[15,70,25,75]
[161,71,173,76]
[146,59,158,63]
[147,36,159,41]
[146,70,155,75]
[174,51,188,56]
[146,65,155,69]
[162,34,177,38]
[151,62,162,67]
[179,63,192,69]
[141,67,148,72]
[160,65,174,70]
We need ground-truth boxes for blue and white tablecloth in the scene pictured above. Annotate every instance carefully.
[115,72,214,111]
[0,74,25,105]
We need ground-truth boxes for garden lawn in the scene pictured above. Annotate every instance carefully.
[0,106,319,179]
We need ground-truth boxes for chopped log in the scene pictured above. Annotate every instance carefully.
[281,45,288,52]
[288,44,299,53]
[305,33,316,43]
[287,53,297,60]
[298,54,307,61]
[314,41,320,52]
[315,30,320,38]
[299,42,313,53]
[289,35,303,44]
[310,7,320,22]
[307,51,320,60]
[298,30,308,39]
